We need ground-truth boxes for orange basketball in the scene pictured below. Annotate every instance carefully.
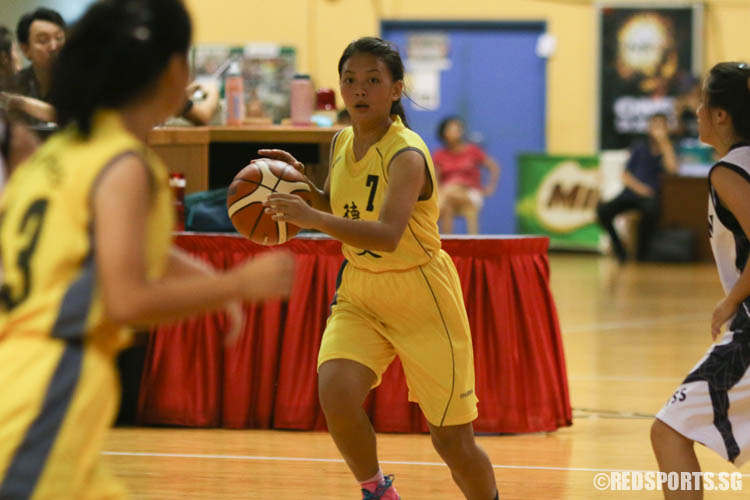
[226,159,312,245]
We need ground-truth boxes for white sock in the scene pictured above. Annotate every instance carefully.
[360,469,384,486]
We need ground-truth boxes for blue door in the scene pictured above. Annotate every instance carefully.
[382,21,547,234]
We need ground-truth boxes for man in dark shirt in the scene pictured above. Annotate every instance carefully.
[597,113,679,262]
[11,8,65,103]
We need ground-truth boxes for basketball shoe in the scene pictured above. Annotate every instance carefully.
[361,474,400,499]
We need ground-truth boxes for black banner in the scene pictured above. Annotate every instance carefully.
[599,6,699,150]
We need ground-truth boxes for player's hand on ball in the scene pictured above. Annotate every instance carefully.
[711,297,736,340]
[238,250,295,301]
[264,193,319,229]
[256,149,305,174]
[223,300,245,347]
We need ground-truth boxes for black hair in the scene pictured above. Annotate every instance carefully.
[649,112,668,122]
[49,0,192,136]
[437,115,464,143]
[337,37,409,128]
[704,62,750,141]
[0,26,12,58]
[0,26,15,88]
[16,8,66,45]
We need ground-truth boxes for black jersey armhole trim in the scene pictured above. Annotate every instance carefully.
[709,162,750,233]
[388,147,434,201]
[710,161,750,186]
[729,142,750,152]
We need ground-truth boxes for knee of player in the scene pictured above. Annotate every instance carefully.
[430,429,473,458]
[650,419,683,449]
[318,376,359,413]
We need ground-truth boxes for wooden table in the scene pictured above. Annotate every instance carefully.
[147,125,341,193]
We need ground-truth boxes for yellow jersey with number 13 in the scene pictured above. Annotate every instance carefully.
[0,110,173,355]
[329,116,441,272]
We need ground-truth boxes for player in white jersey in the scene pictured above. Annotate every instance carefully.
[652,62,750,499]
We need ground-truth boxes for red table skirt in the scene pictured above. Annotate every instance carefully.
[137,234,572,433]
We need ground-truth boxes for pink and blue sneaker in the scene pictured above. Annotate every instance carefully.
[361,474,400,500]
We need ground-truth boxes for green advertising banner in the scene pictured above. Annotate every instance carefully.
[516,154,602,250]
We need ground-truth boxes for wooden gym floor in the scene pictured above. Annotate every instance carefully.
[104,254,749,498]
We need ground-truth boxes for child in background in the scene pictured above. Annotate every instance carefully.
[432,116,500,234]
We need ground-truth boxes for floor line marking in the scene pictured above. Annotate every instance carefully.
[563,313,707,334]
[100,451,750,476]
[568,375,682,383]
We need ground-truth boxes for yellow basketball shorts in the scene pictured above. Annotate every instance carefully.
[318,249,478,427]
[0,337,127,499]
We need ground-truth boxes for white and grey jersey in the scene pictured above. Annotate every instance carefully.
[708,144,750,329]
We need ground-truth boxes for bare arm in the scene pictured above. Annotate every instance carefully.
[2,92,56,123]
[482,155,501,196]
[95,154,294,326]
[182,81,219,126]
[649,121,679,174]
[165,246,215,277]
[163,246,247,345]
[656,137,679,175]
[709,167,750,338]
[265,150,426,252]
[622,169,655,197]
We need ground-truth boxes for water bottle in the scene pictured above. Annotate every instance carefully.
[169,173,186,231]
[311,87,337,127]
[290,74,314,125]
[225,61,245,126]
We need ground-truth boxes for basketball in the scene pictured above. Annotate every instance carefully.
[226,159,312,245]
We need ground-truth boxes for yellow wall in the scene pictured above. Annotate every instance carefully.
[184,0,749,154]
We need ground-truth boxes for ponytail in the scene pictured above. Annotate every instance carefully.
[391,100,409,129]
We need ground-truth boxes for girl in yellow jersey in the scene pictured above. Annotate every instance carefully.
[0,1,293,498]
[263,37,499,500]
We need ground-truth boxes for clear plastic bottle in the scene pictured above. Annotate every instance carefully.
[290,74,314,125]
[225,61,245,126]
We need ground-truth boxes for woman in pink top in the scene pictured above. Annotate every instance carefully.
[432,116,500,234]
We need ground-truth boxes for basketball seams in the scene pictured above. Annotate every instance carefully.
[232,177,279,192]
[248,162,285,242]
[226,192,265,218]
[227,159,312,245]
[276,165,290,244]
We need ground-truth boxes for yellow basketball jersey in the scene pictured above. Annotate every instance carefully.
[330,117,441,271]
[0,110,173,354]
